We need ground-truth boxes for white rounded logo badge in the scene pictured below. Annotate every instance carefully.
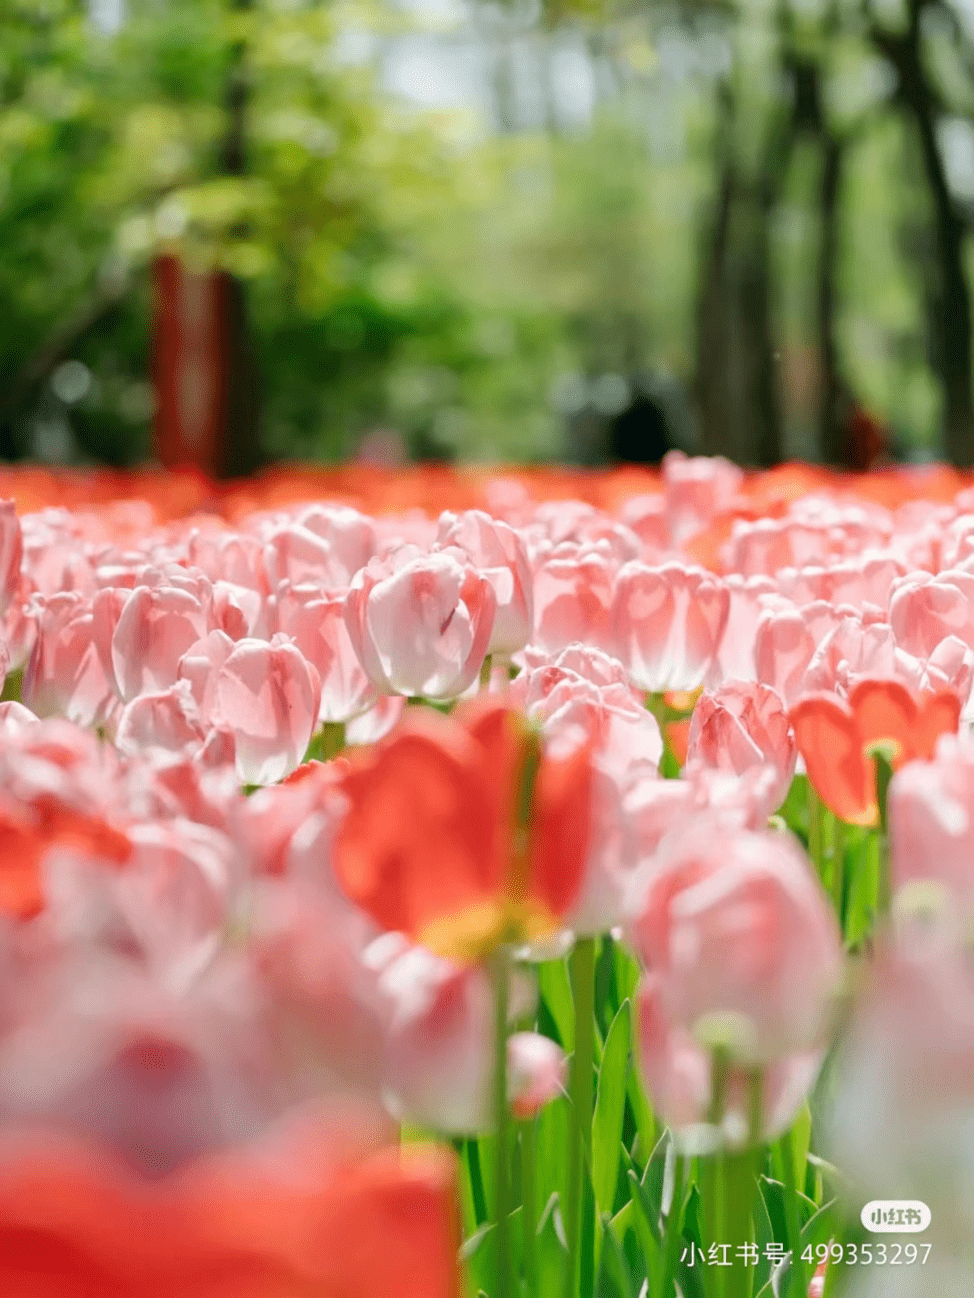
[861,1201,931,1233]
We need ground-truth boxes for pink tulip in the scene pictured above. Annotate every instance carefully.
[662,451,743,545]
[1,591,35,672]
[22,593,115,728]
[209,636,321,786]
[511,644,663,934]
[525,500,641,567]
[345,694,408,746]
[437,510,534,654]
[532,543,617,656]
[377,942,563,1133]
[276,587,377,723]
[0,501,22,616]
[782,555,905,614]
[175,630,236,714]
[754,601,846,707]
[242,758,349,880]
[0,701,38,734]
[889,569,974,657]
[611,562,730,693]
[111,585,211,702]
[635,973,828,1146]
[827,934,974,1251]
[186,526,264,591]
[617,493,669,558]
[296,503,377,583]
[888,729,974,907]
[685,681,796,811]
[344,547,496,699]
[261,523,340,592]
[802,614,899,696]
[628,819,843,1067]
[725,517,820,578]
[114,681,210,761]
[249,878,390,1097]
[714,575,778,682]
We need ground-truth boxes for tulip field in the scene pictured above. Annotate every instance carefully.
[2,450,974,1297]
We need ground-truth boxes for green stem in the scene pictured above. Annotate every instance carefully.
[831,817,846,928]
[493,948,513,1298]
[722,1072,763,1298]
[467,1138,487,1226]
[646,691,666,729]
[807,782,825,879]
[564,937,596,1298]
[702,1045,730,1286]
[869,745,895,919]
[779,1130,806,1298]
[0,668,22,704]
[521,1118,538,1297]
[661,1153,686,1298]
[821,1225,844,1298]
[480,653,493,690]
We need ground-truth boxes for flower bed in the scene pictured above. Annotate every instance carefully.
[0,451,968,1297]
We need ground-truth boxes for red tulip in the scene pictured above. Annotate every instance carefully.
[333,700,593,960]
[0,1117,461,1298]
[790,679,961,824]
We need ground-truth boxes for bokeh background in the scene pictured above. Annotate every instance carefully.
[3,0,974,474]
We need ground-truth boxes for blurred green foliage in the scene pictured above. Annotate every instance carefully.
[1,0,973,466]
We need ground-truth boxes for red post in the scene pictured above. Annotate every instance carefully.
[152,254,229,477]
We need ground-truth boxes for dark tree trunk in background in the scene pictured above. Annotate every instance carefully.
[218,0,261,477]
[816,112,847,466]
[153,0,261,479]
[694,88,736,458]
[694,83,785,467]
[872,0,974,466]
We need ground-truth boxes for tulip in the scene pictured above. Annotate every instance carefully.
[530,543,616,657]
[888,729,974,907]
[112,585,211,703]
[791,679,961,825]
[685,681,796,812]
[628,819,843,1070]
[437,510,534,654]
[827,933,974,1258]
[888,568,974,657]
[276,588,377,723]
[0,500,21,616]
[344,548,496,699]
[22,593,115,729]
[0,1114,461,1298]
[114,682,210,761]
[662,450,743,546]
[611,561,730,694]
[333,699,593,961]
[635,973,828,1147]
[209,636,321,787]
[377,941,565,1133]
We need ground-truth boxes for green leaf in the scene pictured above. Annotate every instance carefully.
[789,1103,812,1183]
[626,1057,657,1166]
[593,999,632,1217]
[536,1191,568,1295]
[538,958,574,1051]
[536,1094,571,1211]
[800,1198,839,1253]
[600,1209,638,1298]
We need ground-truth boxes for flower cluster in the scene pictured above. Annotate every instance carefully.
[0,453,972,1296]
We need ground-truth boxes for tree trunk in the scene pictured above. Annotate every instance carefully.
[694,88,735,458]
[871,2,974,465]
[817,132,846,465]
